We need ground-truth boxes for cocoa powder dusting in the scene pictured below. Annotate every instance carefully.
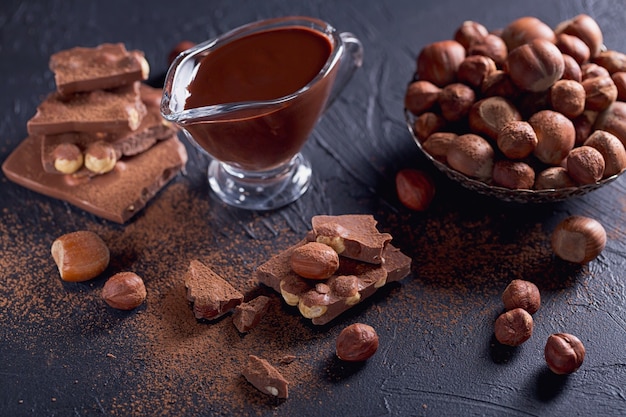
[0,177,618,414]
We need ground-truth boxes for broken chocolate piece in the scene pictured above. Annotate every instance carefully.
[242,355,289,399]
[1,134,187,224]
[306,214,392,264]
[184,260,244,320]
[232,295,270,333]
[256,241,411,325]
[41,84,178,174]
[50,43,149,95]
[26,82,147,136]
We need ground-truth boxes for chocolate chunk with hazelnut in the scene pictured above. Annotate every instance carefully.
[242,355,289,399]
[84,141,117,174]
[336,323,379,362]
[52,143,84,174]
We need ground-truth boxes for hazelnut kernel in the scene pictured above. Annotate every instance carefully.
[51,231,110,282]
[84,141,117,174]
[290,242,339,280]
[545,333,585,374]
[417,40,466,87]
[102,272,147,310]
[496,121,537,160]
[491,160,535,190]
[502,279,541,314]
[566,145,605,185]
[534,167,576,190]
[336,323,379,362]
[395,168,435,211]
[583,130,626,177]
[447,133,495,182]
[505,39,564,92]
[494,308,533,346]
[554,14,603,58]
[404,80,441,116]
[551,215,607,264]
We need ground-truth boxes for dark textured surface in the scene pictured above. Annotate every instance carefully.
[1,1,626,416]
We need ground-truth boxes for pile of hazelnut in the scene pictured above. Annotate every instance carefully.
[405,14,626,191]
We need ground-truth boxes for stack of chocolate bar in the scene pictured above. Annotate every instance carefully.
[2,43,188,223]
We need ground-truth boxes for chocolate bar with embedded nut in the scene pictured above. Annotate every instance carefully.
[306,214,392,265]
[26,82,147,136]
[256,240,411,325]
[184,260,244,321]
[242,355,289,399]
[1,133,187,224]
[41,84,178,174]
[50,43,150,95]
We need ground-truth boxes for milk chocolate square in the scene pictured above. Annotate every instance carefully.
[306,214,392,264]
[26,82,147,136]
[2,134,187,224]
[41,84,178,174]
[50,43,149,95]
[242,355,289,399]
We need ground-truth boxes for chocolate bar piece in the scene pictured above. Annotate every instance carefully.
[1,134,187,223]
[184,260,244,320]
[256,241,411,325]
[306,215,392,264]
[41,84,177,174]
[26,82,147,136]
[50,43,149,95]
[232,296,270,333]
[242,355,289,399]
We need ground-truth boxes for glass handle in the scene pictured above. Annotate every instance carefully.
[325,32,364,110]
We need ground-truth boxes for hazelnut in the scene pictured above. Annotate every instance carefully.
[438,83,475,122]
[544,333,585,374]
[561,54,583,82]
[582,75,618,112]
[502,279,541,314]
[529,110,575,165]
[84,141,117,174]
[494,308,533,347]
[404,80,441,116]
[551,215,607,264]
[467,34,508,67]
[534,166,576,190]
[51,230,110,282]
[422,132,458,163]
[395,168,435,211]
[447,133,494,181]
[592,50,626,74]
[492,160,535,190]
[566,145,605,185]
[336,323,379,362]
[453,20,489,49]
[505,39,564,92]
[290,242,340,280]
[481,70,519,99]
[612,72,626,101]
[555,33,591,65]
[417,40,466,87]
[457,55,497,89]
[102,272,147,310]
[554,14,604,58]
[583,130,626,177]
[581,62,610,80]
[52,143,84,174]
[496,120,537,160]
[298,290,329,319]
[549,79,586,118]
[329,275,361,305]
[413,112,446,142]
[573,110,598,146]
[469,96,522,140]
[168,40,195,65]
[501,16,556,51]
[594,101,626,146]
